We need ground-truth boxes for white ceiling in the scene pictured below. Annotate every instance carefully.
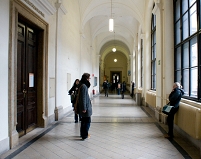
[78,0,149,59]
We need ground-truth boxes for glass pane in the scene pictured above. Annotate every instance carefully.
[183,69,189,95]
[176,47,181,70]
[154,75,156,89]
[190,37,197,67]
[152,14,156,29]
[154,44,156,58]
[154,61,156,74]
[175,21,181,44]
[190,4,197,35]
[176,71,181,83]
[190,67,197,97]
[154,15,156,27]
[182,0,188,14]
[176,0,181,21]
[152,45,156,60]
[152,61,155,74]
[182,13,189,40]
[183,42,189,68]
[153,31,156,44]
[189,0,196,6]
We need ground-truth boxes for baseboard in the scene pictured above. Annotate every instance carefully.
[0,137,9,155]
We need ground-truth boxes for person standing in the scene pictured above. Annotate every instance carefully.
[117,82,121,95]
[68,79,81,123]
[78,73,92,140]
[131,81,135,98]
[121,81,126,99]
[103,80,109,97]
[164,82,184,139]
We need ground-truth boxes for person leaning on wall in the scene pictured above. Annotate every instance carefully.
[164,82,184,139]
[78,73,92,140]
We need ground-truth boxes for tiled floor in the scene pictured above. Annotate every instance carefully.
[1,93,200,159]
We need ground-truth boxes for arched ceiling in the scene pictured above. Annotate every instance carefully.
[78,0,147,58]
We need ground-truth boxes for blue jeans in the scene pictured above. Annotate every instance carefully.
[117,89,120,95]
[80,117,91,139]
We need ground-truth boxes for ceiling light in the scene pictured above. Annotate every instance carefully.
[109,19,114,32]
[109,0,113,32]
[114,59,117,62]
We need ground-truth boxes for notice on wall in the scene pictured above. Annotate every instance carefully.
[29,73,34,87]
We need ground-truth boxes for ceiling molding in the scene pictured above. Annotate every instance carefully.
[37,0,56,15]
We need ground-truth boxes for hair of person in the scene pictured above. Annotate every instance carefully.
[74,79,79,84]
[81,73,90,80]
[175,82,182,89]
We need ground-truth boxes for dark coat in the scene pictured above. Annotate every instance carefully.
[169,87,184,108]
[68,85,79,104]
[78,84,92,117]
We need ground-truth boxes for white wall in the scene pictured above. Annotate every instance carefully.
[0,0,9,154]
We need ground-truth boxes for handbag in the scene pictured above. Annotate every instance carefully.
[162,103,174,115]
[70,94,76,103]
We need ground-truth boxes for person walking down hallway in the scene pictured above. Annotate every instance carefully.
[121,81,126,99]
[103,80,109,97]
[117,82,121,95]
[78,73,92,140]
[164,82,184,139]
[68,79,81,123]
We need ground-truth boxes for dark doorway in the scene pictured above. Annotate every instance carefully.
[17,19,39,137]
[110,71,122,90]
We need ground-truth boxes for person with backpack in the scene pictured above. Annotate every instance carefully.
[68,79,81,123]
[103,80,109,97]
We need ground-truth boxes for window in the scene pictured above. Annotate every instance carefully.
[174,0,200,101]
[151,13,156,90]
[141,39,143,87]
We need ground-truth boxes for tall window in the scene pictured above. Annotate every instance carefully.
[141,39,143,87]
[174,0,200,101]
[151,13,156,90]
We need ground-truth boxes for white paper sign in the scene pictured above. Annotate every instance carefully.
[29,73,34,87]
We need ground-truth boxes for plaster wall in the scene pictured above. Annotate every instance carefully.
[0,0,10,154]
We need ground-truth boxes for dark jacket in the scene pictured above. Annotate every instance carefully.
[68,85,79,104]
[121,82,126,92]
[78,83,92,117]
[169,88,184,108]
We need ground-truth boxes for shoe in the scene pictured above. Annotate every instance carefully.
[82,134,90,140]
[75,121,78,123]
[164,134,173,139]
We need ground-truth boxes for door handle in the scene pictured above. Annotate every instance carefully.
[23,89,27,98]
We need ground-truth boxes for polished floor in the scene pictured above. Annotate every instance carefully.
[1,92,200,159]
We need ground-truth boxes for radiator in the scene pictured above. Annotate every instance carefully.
[175,103,201,139]
[146,91,156,108]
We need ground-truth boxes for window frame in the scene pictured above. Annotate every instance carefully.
[174,0,201,102]
[151,13,156,91]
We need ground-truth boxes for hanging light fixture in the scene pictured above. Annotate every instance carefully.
[112,31,116,52]
[109,0,113,32]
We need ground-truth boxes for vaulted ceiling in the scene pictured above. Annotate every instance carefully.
[78,0,150,60]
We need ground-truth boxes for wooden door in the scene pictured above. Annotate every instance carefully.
[17,22,38,136]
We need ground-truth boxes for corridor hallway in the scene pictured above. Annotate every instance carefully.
[1,93,200,159]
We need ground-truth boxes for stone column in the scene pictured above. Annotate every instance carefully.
[54,1,67,121]
[152,0,163,121]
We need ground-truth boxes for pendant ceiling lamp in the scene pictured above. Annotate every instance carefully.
[109,0,113,32]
